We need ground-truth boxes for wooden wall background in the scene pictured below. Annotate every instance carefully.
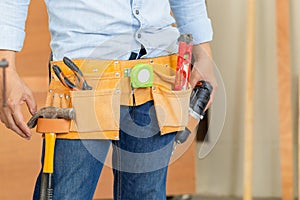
[0,0,196,199]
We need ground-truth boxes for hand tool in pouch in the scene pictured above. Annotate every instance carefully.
[175,81,212,144]
[174,34,193,91]
[28,106,75,200]
[52,57,92,90]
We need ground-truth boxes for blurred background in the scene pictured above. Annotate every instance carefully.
[0,0,299,199]
[200,0,299,198]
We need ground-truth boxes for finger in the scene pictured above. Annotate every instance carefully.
[24,89,37,115]
[190,77,198,88]
[204,98,213,112]
[190,68,205,88]
[204,87,216,111]
[190,72,200,88]
[3,107,30,139]
[11,104,32,138]
[0,110,8,125]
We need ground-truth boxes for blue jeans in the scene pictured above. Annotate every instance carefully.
[33,101,176,200]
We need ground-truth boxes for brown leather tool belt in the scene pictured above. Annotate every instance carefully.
[37,54,191,140]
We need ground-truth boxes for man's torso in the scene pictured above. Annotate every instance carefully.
[45,0,180,61]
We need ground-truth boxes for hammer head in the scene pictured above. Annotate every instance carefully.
[0,59,8,68]
[27,106,75,129]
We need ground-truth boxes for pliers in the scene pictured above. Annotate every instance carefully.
[52,57,92,90]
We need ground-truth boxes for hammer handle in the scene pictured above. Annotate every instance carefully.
[40,173,53,200]
[40,133,56,200]
[43,133,56,173]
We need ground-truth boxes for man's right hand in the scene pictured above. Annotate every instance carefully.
[0,50,37,140]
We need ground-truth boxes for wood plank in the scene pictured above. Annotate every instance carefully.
[276,0,294,199]
[298,74,300,200]
[243,0,256,199]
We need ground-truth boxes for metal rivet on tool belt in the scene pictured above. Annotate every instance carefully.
[165,64,168,67]
[59,94,64,98]
[124,68,131,77]
[114,61,119,65]
[115,72,120,77]
[152,86,156,90]
[65,95,70,99]
[93,68,98,72]
[150,60,154,64]
[49,89,53,93]
[115,136,119,140]
[116,89,120,94]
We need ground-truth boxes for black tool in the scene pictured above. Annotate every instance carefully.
[52,57,92,90]
[175,81,213,144]
[0,59,8,107]
[189,81,212,120]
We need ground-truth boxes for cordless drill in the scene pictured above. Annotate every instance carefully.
[175,80,213,144]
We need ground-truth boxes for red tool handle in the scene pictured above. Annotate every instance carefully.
[174,34,193,91]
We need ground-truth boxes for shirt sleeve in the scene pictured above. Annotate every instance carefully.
[169,0,213,44]
[0,0,30,51]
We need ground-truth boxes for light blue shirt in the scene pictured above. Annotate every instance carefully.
[0,0,213,61]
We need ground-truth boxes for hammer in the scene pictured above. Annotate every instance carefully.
[0,59,8,107]
[28,106,75,200]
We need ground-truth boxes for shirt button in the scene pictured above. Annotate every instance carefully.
[135,10,139,15]
[137,33,141,38]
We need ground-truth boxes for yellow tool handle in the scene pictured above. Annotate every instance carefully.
[43,133,57,173]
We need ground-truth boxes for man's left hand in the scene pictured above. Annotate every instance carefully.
[190,42,218,110]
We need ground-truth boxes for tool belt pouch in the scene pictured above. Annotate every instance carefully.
[46,61,122,138]
[151,64,192,134]
[69,89,120,132]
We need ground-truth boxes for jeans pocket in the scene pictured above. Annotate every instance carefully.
[70,89,120,132]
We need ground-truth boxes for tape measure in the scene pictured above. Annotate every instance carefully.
[130,63,153,88]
